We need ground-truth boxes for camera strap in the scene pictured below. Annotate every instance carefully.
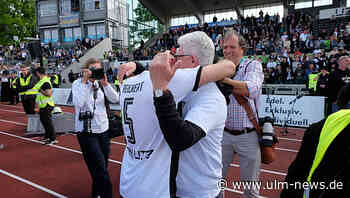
[231,60,262,137]
[233,93,262,137]
[98,81,112,117]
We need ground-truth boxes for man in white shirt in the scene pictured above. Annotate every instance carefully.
[118,32,235,198]
[154,31,228,198]
[72,58,119,198]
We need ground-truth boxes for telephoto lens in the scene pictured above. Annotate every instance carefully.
[261,117,274,147]
[83,117,92,133]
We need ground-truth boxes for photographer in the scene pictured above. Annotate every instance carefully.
[72,58,119,198]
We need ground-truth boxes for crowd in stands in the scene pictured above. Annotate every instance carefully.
[0,38,101,73]
[120,10,349,93]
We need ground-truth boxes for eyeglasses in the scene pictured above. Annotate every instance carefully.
[169,51,192,59]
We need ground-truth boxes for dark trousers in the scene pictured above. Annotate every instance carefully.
[21,95,36,114]
[77,131,112,198]
[9,89,19,104]
[1,82,10,102]
[39,106,56,141]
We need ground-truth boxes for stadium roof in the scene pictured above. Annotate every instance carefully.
[139,0,285,24]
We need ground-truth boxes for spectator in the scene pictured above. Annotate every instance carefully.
[294,63,306,84]
[316,66,329,97]
[328,56,350,113]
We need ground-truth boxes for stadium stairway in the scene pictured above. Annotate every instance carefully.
[143,32,164,49]
[60,38,113,88]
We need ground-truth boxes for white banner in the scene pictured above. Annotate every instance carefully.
[319,7,350,19]
[259,95,325,127]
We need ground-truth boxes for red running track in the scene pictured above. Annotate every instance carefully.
[0,103,305,198]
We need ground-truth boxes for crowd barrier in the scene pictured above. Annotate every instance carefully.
[52,88,121,111]
[52,88,325,128]
[263,84,309,95]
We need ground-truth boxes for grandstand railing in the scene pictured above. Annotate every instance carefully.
[263,84,309,95]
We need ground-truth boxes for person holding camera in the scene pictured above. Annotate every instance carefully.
[72,58,119,198]
[219,30,264,198]
[34,67,57,145]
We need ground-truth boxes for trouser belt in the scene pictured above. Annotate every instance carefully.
[224,127,255,136]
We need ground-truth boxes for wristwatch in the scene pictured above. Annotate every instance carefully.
[154,88,168,97]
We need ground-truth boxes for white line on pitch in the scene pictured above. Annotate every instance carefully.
[229,163,287,176]
[0,109,25,114]
[278,137,302,142]
[0,130,243,195]
[0,104,23,109]
[0,119,26,126]
[0,129,280,195]
[0,169,68,198]
[0,107,70,114]
[276,147,298,153]
[0,131,121,165]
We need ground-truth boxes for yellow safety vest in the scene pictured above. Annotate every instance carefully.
[303,109,350,198]
[54,74,59,86]
[114,79,125,87]
[10,78,17,89]
[308,73,318,91]
[35,76,54,109]
[114,79,120,86]
[19,75,32,95]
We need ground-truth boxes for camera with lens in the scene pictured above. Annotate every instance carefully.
[89,67,105,80]
[79,111,94,133]
[259,116,276,147]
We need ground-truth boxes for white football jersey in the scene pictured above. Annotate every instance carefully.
[119,67,201,198]
[177,82,227,198]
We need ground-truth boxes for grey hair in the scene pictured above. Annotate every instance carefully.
[177,31,215,66]
[222,29,248,54]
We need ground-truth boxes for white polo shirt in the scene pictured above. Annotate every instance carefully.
[119,67,201,198]
[176,82,227,198]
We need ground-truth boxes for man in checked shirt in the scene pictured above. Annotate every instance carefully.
[219,29,264,198]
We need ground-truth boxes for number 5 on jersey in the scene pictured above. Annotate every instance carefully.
[123,98,136,144]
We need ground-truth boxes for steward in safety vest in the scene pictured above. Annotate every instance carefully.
[281,84,350,198]
[308,72,319,95]
[9,71,19,105]
[34,67,57,145]
[114,78,124,92]
[17,65,39,114]
[50,73,60,88]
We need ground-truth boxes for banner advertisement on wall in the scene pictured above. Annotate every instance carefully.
[258,95,325,128]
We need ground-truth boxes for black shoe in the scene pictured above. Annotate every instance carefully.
[44,140,58,145]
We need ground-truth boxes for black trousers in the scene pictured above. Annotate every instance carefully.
[77,131,112,198]
[21,95,36,114]
[9,89,19,104]
[1,82,10,102]
[39,106,56,141]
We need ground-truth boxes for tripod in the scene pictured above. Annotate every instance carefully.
[281,93,303,136]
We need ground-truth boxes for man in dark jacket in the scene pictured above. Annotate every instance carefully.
[315,66,329,97]
[281,83,350,198]
[327,56,350,113]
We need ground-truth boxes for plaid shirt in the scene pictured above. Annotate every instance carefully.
[225,59,264,130]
